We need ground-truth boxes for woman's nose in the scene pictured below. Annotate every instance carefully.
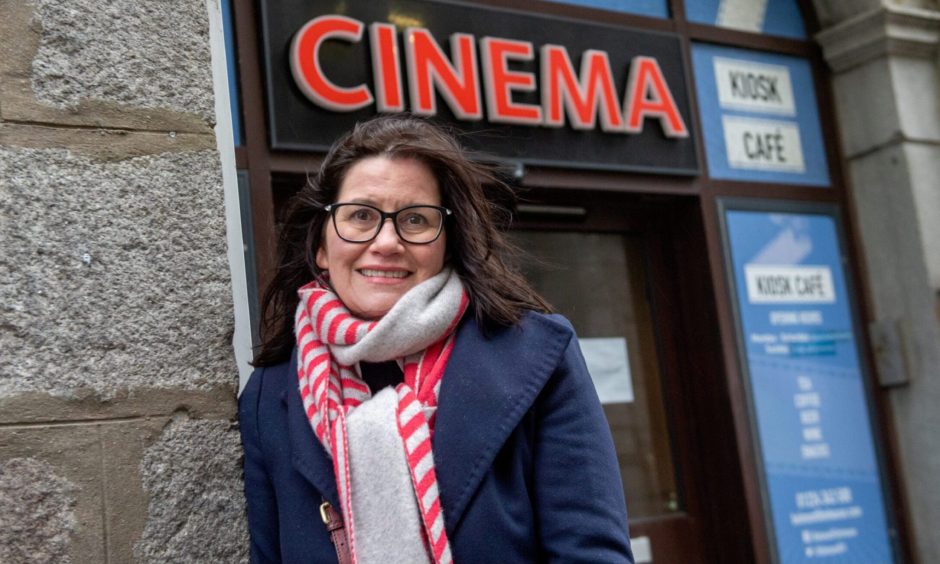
[370,219,403,252]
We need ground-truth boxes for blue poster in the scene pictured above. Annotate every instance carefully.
[692,44,830,187]
[544,0,668,19]
[686,0,806,39]
[723,207,895,563]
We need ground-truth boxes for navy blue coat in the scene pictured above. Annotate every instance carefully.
[239,312,634,563]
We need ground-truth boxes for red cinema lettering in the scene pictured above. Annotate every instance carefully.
[480,37,542,125]
[623,56,688,137]
[541,45,623,131]
[404,28,482,120]
[290,15,373,111]
[288,15,691,140]
[369,23,403,112]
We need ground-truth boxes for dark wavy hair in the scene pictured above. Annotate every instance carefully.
[253,115,551,366]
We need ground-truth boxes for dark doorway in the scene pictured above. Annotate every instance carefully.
[509,189,754,563]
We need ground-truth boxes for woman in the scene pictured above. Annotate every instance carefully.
[240,115,634,563]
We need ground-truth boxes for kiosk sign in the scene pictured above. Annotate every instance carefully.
[692,44,830,186]
[721,205,896,563]
[744,265,835,304]
[714,57,796,115]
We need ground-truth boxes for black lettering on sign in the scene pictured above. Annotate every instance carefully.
[796,274,824,296]
[729,71,782,103]
[757,275,792,296]
[742,129,786,163]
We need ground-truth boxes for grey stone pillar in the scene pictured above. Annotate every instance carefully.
[0,0,247,562]
[816,1,940,560]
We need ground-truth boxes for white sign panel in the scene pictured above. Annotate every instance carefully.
[714,57,795,115]
[716,0,769,33]
[722,116,805,173]
[580,337,634,404]
[745,265,836,304]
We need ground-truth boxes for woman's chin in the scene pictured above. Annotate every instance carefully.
[347,294,403,320]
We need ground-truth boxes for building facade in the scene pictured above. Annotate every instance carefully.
[1,0,938,562]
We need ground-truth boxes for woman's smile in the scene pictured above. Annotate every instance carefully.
[357,267,411,281]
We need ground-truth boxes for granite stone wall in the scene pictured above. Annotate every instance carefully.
[815,0,940,560]
[0,0,246,561]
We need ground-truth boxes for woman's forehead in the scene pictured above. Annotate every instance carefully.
[336,156,441,206]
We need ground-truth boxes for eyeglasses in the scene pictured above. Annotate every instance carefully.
[324,203,452,244]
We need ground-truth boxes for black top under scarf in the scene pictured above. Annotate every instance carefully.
[360,360,404,395]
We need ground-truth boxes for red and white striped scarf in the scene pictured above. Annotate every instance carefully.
[295,269,468,564]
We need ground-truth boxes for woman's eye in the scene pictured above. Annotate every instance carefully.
[402,213,428,226]
[350,208,377,222]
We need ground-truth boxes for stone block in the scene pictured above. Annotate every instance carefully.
[31,0,215,122]
[847,145,940,562]
[0,418,173,563]
[812,0,939,29]
[0,387,236,425]
[0,0,212,133]
[831,58,902,157]
[0,415,246,563]
[0,458,79,564]
[811,0,883,29]
[0,425,107,563]
[134,416,248,563]
[847,145,929,318]
[902,142,940,289]
[893,57,940,143]
[0,147,235,398]
[98,417,170,563]
[0,123,216,161]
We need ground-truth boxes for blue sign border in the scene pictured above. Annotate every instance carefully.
[544,0,668,19]
[692,44,830,187]
[717,198,900,564]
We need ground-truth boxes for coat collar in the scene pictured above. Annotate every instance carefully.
[285,313,571,532]
[433,313,571,532]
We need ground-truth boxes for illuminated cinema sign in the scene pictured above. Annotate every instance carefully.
[260,0,699,174]
[290,15,688,137]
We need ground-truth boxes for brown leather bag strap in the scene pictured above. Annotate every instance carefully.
[320,500,352,564]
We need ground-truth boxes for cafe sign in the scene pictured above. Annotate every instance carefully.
[259,0,699,174]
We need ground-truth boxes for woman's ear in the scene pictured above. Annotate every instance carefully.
[315,243,329,271]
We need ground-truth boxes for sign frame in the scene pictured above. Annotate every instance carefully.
[716,197,902,564]
[256,0,699,175]
[691,44,830,187]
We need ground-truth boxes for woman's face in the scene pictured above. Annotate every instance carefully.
[316,156,447,319]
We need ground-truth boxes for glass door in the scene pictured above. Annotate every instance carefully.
[511,230,679,520]
[508,195,734,563]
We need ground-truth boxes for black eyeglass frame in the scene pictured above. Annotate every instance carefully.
[324,203,453,245]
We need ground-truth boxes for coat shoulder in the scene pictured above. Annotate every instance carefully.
[520,310,577,336]
[240,357,292,406]
[468,310,578,348]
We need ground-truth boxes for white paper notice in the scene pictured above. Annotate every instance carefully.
[579,337,634,404]
[630,536,653,563]
[716,0,768,33]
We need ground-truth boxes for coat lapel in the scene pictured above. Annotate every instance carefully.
[432,313,572,534]
[286,348,341,507]
[285,313,572,527]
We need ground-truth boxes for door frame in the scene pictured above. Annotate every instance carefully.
[510,188,755,563]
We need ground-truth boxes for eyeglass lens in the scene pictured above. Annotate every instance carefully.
[332,204,444,243]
